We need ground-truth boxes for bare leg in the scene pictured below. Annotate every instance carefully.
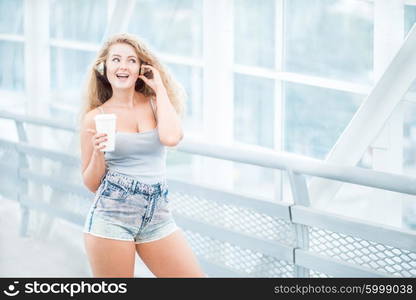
[135,229,205,277]
[84,233,136,277]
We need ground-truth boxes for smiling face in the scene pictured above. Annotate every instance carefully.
[105,42,141,90]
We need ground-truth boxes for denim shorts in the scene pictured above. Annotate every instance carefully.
[83,170,178,244]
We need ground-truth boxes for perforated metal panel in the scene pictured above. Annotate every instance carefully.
[171,190,296,277]
[170,191,296,246]
[0,142,18,163]
[183,229,294,277]
[309,269,332,278]
[308,227,416,277]
[0,143,19,199]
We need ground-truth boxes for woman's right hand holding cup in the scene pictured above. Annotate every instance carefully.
[85,128,108,154]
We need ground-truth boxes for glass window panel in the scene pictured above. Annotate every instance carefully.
[405,5,416,36]
[0,0,23,34]
[285,0,373,84]
[234,0,275,68]
[403,101,416,230]
[403,101,416,176]
[404,6,416,93]
[128,0,202,58]
[402,100,416,231]
[166,63,203,132]
[50,47,95,91]
[234,74,274,148]
[284,82,363,159]
[0,41,24,91]
[233,162,278,201]
[233,74,275,201]
[50,0,108,43]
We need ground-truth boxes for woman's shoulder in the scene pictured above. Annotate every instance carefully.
[86,107,102,118]
[82,107,102,128]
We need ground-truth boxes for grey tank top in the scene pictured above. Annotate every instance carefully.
[99,99,167,184]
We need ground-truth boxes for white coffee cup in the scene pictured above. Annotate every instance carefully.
[94,113,117,152]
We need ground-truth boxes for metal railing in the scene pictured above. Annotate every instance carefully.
[0,110,415,277]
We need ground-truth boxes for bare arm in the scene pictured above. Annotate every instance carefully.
[138,64,183,147]
[80,110,108,193]
[154,88,183,147]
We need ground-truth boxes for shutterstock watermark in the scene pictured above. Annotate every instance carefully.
[3,280,127,297]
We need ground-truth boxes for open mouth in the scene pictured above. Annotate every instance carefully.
[116,73,129,79]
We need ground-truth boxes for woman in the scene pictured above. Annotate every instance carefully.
[79,33,204,278]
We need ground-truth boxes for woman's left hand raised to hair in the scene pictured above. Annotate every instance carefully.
[138,64,166,97]
[139,64,183,146]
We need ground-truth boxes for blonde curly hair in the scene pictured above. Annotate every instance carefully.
[79,33,186,125]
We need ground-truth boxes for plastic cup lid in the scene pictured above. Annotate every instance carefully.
[94,113,117,121]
